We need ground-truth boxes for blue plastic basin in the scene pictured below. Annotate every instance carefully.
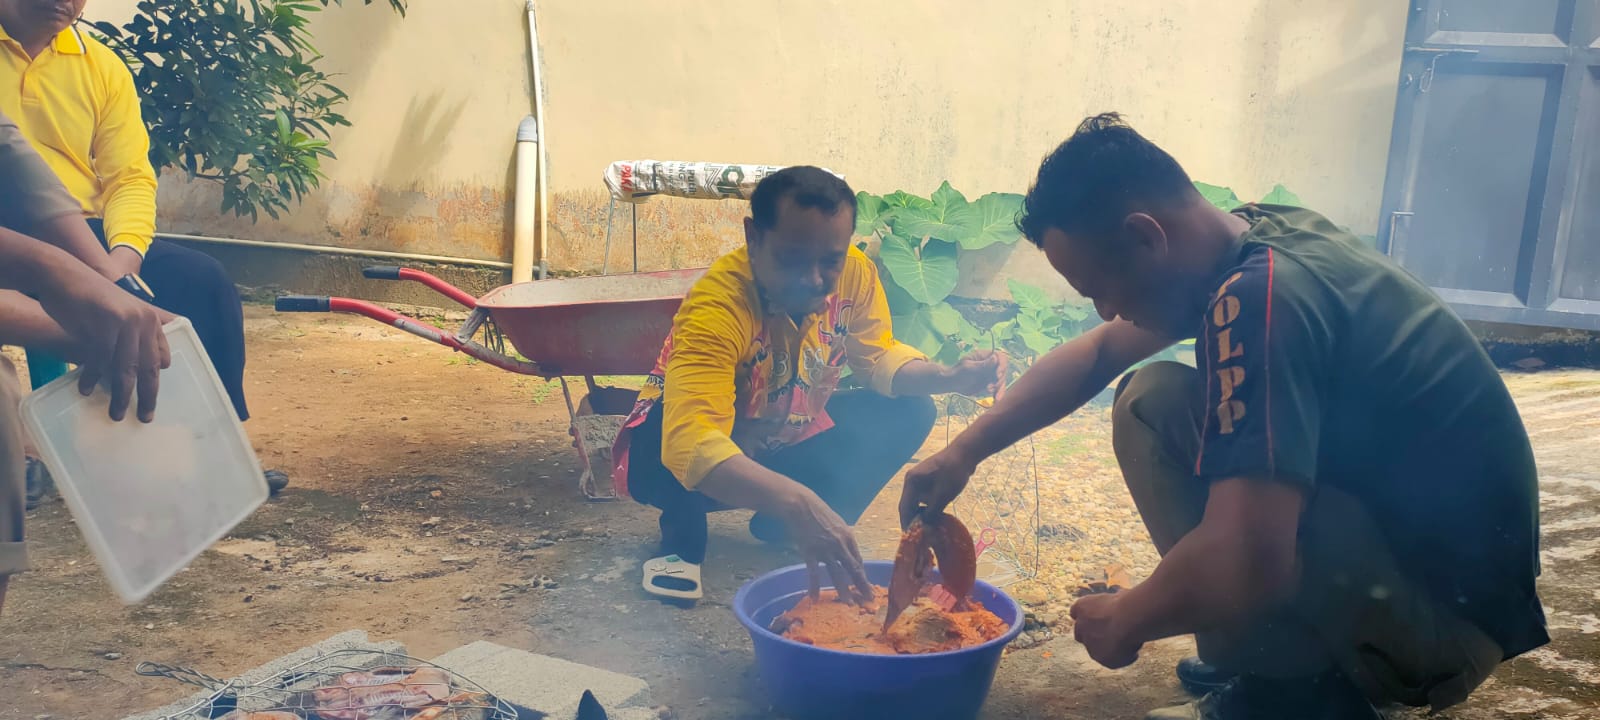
[734,560,1024,720]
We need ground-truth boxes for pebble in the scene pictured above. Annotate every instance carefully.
[441,557,466,564]
[430,490,444,499]
[103,653,122,661]
[1014,587,1049,606]
[143,623,154,630]
[1012,632,1037,648]
[1035,612,1060,627]
[459,593,478,603]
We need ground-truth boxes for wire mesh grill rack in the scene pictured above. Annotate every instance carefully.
[940,395,1041,588]
[140,648,517,720]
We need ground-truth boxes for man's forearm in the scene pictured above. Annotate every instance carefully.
[20,213,116,279]
[1112,520,1295,646]
[889,359,955,397]
[950,325,1136,462]
[0,226,93,296]
[0,290,74,357]
[694,454,811,517]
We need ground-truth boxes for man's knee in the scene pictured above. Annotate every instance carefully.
[1112,361,1200,460]
[144,242,239,300]
[896,394,938,440]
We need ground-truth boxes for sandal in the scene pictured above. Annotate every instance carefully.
[642,554,702,601]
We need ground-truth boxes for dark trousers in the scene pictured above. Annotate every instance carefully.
[628,390,937,564]
[1112,362,1502,710]
[87,222,249,420]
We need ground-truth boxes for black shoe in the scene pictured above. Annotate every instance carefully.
[24,458,53,511]
[1147,672,1381,720]
[264,469,289,495]
[1178,656,1238,696]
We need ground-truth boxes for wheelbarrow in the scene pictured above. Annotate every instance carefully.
[275,265,706,500]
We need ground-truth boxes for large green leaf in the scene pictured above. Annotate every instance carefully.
[882,191,934,211]
[855,192,889,237]
[1194,182,1241,211]
[1260,184,1302,206]
[878,235,960,304]
[892,308,947,359]
[1007,279,1051,310]
[925,301,965,335]
[1018,329,1058,356]
[1059,300,1093,322]
[961,192,1025,249]
[892,190,973,244]
[930,181,967,212]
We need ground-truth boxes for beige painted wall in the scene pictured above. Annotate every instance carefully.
[86,0,1408,298]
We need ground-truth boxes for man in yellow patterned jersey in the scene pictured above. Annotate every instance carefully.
[612,166,1002,602]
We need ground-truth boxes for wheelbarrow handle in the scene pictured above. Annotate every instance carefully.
[361,266,479,309]
[276,295,548,377]
[275,295,331,312]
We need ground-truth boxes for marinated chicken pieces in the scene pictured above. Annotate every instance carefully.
[883,511,977,632]
[231,667,490,720]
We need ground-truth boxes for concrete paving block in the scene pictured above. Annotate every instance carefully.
[123,630,406,720]
[430,641,650,716]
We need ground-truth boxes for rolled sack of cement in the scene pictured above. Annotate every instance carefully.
[604,160,844,203]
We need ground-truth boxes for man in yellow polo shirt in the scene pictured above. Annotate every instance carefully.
[0,0,282,494]
[611,166,1002,601]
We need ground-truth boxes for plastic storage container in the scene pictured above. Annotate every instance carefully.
[734,560,1024,720]
[20,318,268,603]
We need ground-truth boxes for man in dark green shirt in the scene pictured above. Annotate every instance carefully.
[900,114,1546,720]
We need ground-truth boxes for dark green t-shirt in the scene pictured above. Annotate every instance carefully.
[1195,204,1547,658]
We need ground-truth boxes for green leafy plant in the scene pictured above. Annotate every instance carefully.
[854,182,1026,365]
[88,0,407,221]
[857,180,1301,384]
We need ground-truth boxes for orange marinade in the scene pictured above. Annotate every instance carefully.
[772,585,1009,655]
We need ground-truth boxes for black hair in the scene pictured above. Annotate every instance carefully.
[1017,113,1196,249]
[750,165,856,230]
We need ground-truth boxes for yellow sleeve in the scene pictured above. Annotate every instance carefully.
[659,277,752,489]
[91,50,157,256]
[843,247,925,396]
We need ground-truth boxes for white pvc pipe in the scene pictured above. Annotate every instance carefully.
[156,231,513,270]
[525,0,550,281]
[512,115,540,283]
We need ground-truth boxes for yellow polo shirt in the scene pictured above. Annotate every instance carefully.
[0,24,157,255]
[615,245,925,491]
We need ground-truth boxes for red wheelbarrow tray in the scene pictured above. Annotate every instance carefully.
[274,266,707,378]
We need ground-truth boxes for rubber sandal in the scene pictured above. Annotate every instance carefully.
[642,554,703,601]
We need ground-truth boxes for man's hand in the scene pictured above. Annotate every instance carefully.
[1070,593,1142,669]
[779,487,875,605]
[898,445,979,529]
[34,276,171,422]
[106,246,144,279]
[943,349,1005,397]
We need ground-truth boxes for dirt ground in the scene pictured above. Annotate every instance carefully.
[3,307,1599,720]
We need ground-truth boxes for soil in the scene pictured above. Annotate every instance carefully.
[3,307,1599,720]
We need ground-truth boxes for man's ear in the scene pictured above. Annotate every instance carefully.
[1123,213,1169,259]
[743,216,759,248]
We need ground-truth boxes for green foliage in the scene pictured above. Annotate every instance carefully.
[857,180,1300,388]
[88,0,407,221]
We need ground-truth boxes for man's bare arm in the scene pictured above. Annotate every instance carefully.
[954,320,1170,462]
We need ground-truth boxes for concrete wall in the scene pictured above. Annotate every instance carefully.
[87,0,1409,299]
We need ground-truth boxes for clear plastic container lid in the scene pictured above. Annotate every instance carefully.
[21,317,268,603]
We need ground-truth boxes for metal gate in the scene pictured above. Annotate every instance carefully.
[1379,1,1600,330]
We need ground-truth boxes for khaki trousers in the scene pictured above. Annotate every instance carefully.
[1112,361,1503,711]
[0,355,30,615]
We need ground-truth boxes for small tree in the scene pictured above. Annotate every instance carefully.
[89,0,408,221]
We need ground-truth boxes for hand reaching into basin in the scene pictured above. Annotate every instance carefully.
[781,487,875,605]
